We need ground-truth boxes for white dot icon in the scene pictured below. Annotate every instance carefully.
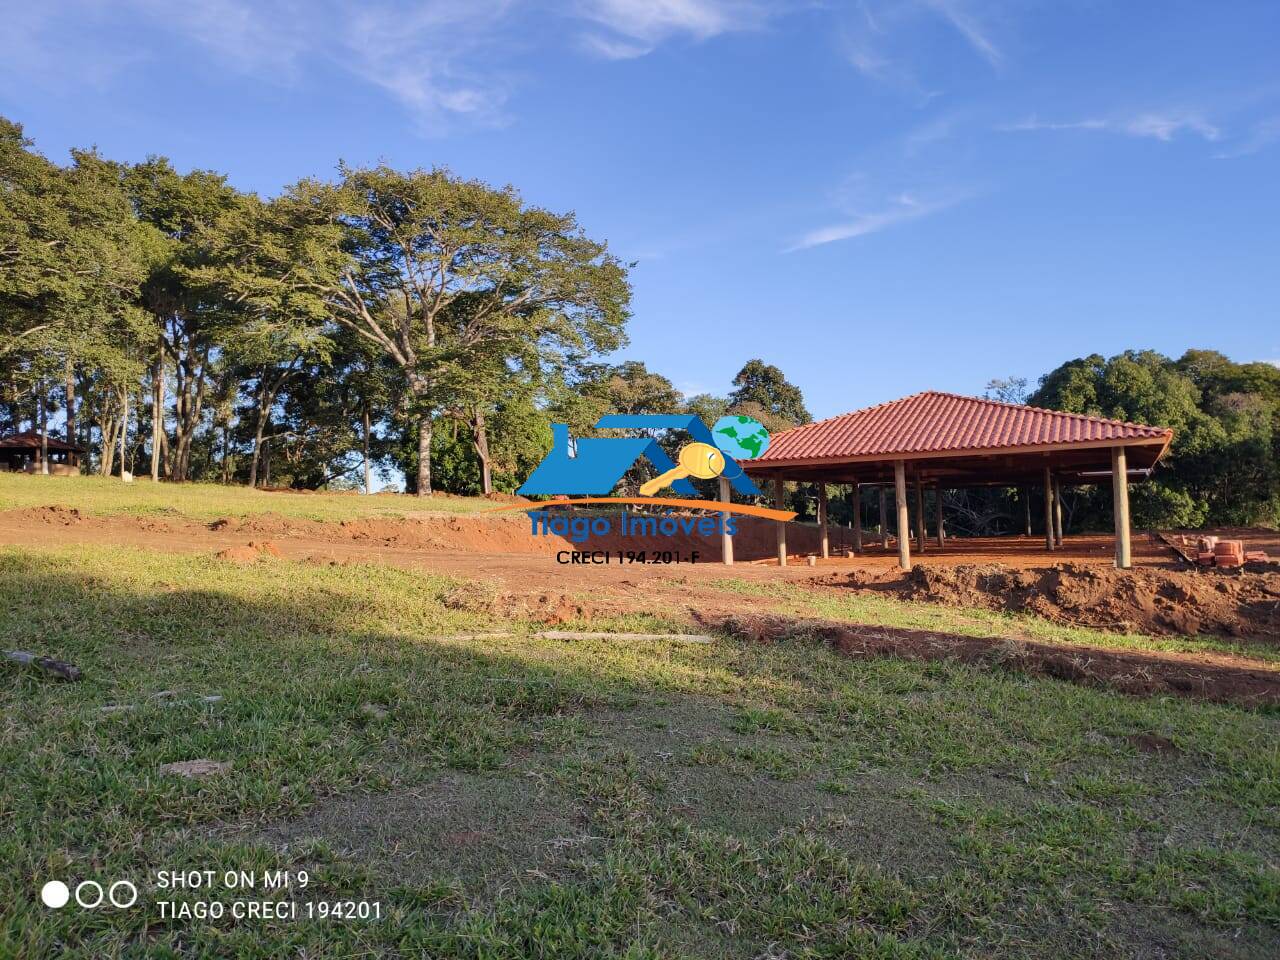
[41,880,70,909]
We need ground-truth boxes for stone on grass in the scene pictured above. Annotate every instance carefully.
[160,759,232,779]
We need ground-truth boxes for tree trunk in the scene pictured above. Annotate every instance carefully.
[119,386,128,479]
[249,411,267,488]
[150,354,164,482]
[6,376,18,433]
[39,385,48,475]
[262,439,271,488]
[64,358,76,466]
[472,407,492,496]
[168,338,210,482]
[221,424,231,484]
[362,406,372,495]
[247,362,296,489]
[416,414,432,496]
[100,415,118,476]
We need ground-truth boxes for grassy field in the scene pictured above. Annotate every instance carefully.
[0,473,494,522]
[2,543,1278,958]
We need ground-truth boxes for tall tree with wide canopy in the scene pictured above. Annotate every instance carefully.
[232,165,630,495]
[125,158,244,481]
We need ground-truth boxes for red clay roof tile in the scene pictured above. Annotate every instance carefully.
[752,392,1172,464]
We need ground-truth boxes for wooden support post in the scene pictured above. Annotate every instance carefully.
[1043,466,1055,551]
[894,461,911,571]
[817,482,829,560]
[1052,475,1064,547]
[1023,488,1032,537]
[773,477,787,567]
[719,476,733,566]
[935,486,945,547]
[851,483,863,554]
[914,476,926,553]
[1111,447,1131,569]
[879,487,889,549]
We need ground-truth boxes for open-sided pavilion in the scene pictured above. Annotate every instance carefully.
[732,391,1173,570]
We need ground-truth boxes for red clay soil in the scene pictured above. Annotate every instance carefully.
[6,505,1280,708]
[6,505,848,564]
[817,561,1280,641]
[702,612,1280,708]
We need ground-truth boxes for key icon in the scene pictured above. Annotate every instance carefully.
[639,442,726,496]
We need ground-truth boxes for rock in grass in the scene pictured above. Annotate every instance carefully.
[159,759,232,778]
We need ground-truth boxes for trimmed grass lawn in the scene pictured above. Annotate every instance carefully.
[2,544,1278,958]
[0,473,493,522]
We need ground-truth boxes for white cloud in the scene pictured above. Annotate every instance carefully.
[1212,116,1280,159]
[787,192,961,251]
[920,0,1002,66]
[577,0,774,59]
[1000,111,1221,142]
[3,0,781,129]
[579,34,654,60]
[340,1,518,129]
[0,1,523,130]
[841,0,1003,91]
[902,114,960,155]
[1122,112,1219,141]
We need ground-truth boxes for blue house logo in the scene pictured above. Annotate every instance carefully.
[518,415,763,498]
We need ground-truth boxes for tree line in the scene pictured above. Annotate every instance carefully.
[0,115,815,495]
[2,116,1274,529]
[1023,349,1279,529]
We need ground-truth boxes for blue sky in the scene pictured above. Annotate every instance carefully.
[4,0,1278,419]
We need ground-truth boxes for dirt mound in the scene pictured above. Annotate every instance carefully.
[214,541,283,564]
[23,505,84,525]
[831,562,1280,639]
[705,612,1280,707]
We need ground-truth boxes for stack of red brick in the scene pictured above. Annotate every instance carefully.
[1195,536,1268,567]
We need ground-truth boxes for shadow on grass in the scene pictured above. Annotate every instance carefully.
[3,548,1280,959]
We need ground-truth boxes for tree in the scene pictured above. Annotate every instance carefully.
[583,361,683,416]
[727,359,811,429]
[684,392,729,427]
[244,166,629,496]
[1030,350,1278,528]
[984,376,1030,405]
[0,120,150,477]
[126,157,244,481]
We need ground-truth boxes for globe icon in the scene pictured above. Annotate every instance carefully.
[711,415,770,461]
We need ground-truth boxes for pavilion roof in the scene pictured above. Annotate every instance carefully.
[745,392,1172,481]
[0,430,84,452]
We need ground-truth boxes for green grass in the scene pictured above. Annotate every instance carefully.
[714,576,1280,665]
[2,543,1278,958]
[0,472,494,522]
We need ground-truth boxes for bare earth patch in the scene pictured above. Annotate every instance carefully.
[822,561,1280,639]
[704,611,1280,707]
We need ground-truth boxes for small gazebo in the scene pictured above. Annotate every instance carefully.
[0,431,84,476]
[739,392,1173,570]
